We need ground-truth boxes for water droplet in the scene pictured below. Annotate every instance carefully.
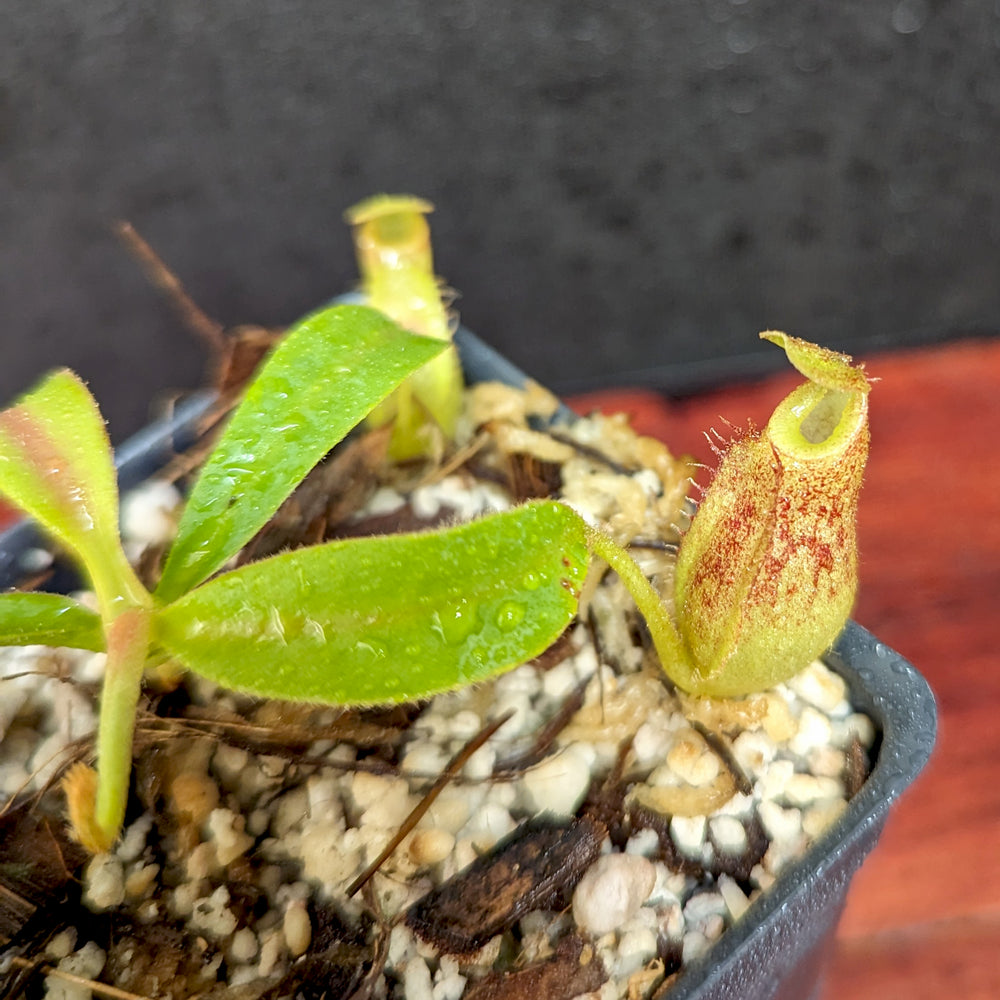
[495,600,526,632]
[266,606,287,644]
[186,617,208,638]
[521,571,541,591]
[354,639,388,662]
[434,599,479,646]
[891,0,929,34]
[725,21,757,54]
[302,617,326,644]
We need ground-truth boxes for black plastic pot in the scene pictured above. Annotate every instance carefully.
[0,325,937,1000]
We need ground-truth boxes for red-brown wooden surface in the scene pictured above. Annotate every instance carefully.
[2,337,997,995]
[571,337,1000,999]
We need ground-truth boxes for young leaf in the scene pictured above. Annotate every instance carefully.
[0,370,148,614]
[0,592,105,651]
[153,501,589,704]
[155,305,448,603]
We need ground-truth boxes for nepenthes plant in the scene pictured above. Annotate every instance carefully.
[0,196,872,853]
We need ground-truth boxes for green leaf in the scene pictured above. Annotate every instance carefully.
[0,592,105,651]
[154,501,589,704]
[0,370,147,612]
[155,305,449,604]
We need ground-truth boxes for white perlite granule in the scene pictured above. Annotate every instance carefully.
[81,854,125,912]
[0,401,876,1000]
[572,854,657,936]
[44,941,106,1000]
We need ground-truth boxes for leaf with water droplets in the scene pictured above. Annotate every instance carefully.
[153,501,589,705]
[155,305,447,603]
[0,369,147,612]
[0,592,105,650]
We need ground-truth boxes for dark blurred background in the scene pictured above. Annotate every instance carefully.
[2,0,999,440]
